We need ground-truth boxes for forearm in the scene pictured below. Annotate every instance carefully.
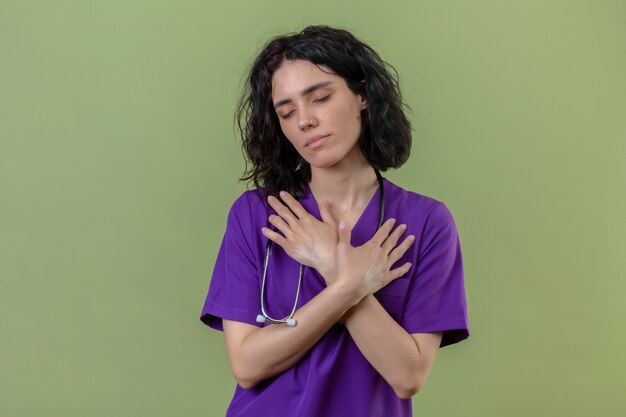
[235,283,359,388]
[342,295,424,398]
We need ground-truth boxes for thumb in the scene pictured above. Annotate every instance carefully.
[338,220,351,247]
[319,200,337,227]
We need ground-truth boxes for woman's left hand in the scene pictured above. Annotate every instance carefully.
[261,191,339,282]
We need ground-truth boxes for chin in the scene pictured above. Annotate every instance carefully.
[304,153,344,169]
[301,142,359,170]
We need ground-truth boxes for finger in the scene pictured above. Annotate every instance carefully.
[267,195,299,226]
[388,235,416,265]
[261,226,289,249]
[268,214,292,238]
[338,221,352,247]
[387,262,412,281]
[319,200,337,227]
[381,223,407,254]
[278,190,310,220]
[371,218,396,247]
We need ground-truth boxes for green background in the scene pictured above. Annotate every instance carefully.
[1,0,625,416]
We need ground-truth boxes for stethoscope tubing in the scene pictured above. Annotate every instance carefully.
[256,242,303,326]
[256,169,385,327]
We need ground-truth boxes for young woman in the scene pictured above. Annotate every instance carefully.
[200,25,469,417]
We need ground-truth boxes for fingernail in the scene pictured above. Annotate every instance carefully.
[339,221,346,229]
[279,190,286,197]
[409,235,415,240]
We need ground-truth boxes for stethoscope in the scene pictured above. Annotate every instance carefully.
[256,169,385,327]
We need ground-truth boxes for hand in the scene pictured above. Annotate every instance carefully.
[261,191,339,279]
[334,218,415,303]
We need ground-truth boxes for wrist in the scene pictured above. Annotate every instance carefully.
[314,259,336,281]
[327,279,363,309]
[316,267,335,284]
[342,294,374,322]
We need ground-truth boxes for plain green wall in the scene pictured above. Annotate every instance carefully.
[1,0,625,416]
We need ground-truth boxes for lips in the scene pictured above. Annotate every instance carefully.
[305,134,330,147]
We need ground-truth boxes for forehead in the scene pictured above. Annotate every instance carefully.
[271,60,339,98]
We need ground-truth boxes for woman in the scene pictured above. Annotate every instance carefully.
[200,25,469,417]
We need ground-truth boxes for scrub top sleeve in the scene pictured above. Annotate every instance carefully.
[200,192,263,331]
[401,202,470,347]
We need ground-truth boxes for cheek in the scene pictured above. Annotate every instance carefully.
[336,111,362,142]
[331,100,362,131]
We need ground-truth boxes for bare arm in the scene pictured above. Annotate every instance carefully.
[341,295,443,399]
[222,282,360,389]
[223,191,429,391]
[330,220,443,399]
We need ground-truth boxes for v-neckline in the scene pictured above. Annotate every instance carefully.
[302,178,385,244]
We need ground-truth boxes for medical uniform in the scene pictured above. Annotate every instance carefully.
[200,178,469,417]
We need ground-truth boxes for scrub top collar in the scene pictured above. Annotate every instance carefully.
[299,178,387,247]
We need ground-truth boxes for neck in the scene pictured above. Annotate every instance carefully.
[308,155,378,214]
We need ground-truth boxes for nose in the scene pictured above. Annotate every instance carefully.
[297,108,318,131]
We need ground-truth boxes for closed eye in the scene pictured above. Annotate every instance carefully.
[279,95,331,120]
[313,95,331,103]
[280,111,294,120]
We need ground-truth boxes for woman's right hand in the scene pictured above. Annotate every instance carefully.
[333,218,415,303]
[261,191,339,278]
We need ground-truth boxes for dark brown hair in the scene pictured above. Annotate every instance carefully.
[236,25,412,199]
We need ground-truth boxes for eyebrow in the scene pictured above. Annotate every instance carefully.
[273,81,334,109]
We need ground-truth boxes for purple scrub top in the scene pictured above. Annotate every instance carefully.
[200,178,469,417]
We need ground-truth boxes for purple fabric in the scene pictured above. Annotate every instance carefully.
[200,178,469,417]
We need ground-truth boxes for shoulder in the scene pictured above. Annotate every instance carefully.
[384,178,450,219]
[225,187,269,227]
[229,188,266,212]
[383,179,459,240]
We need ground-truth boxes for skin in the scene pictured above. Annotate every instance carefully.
[221,59,443,399]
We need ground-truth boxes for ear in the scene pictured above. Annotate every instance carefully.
[359,80,367,109]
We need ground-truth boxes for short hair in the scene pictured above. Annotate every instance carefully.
[235,25,412,199]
